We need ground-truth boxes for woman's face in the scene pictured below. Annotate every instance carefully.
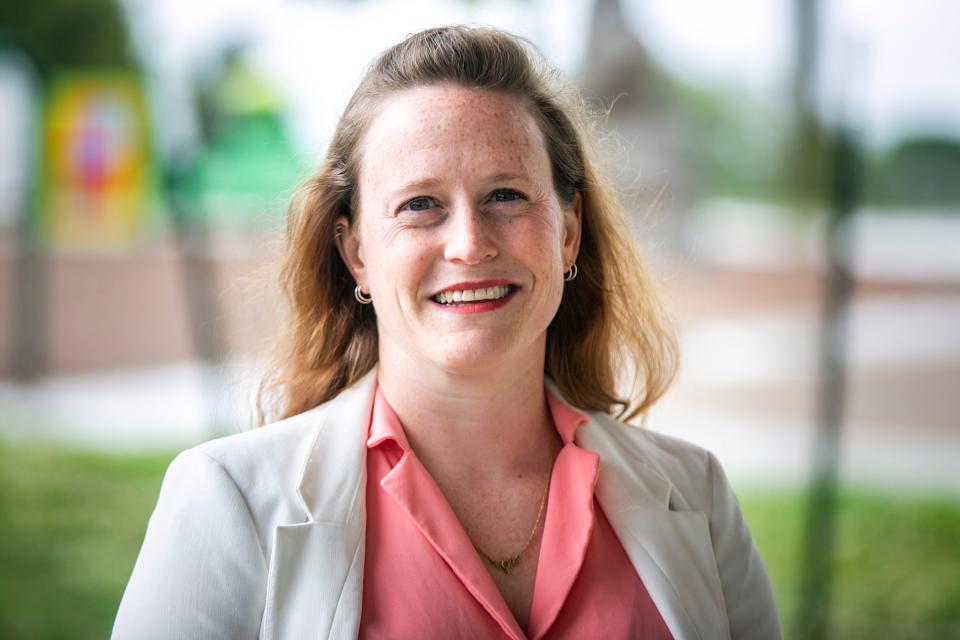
[338,84,581,376]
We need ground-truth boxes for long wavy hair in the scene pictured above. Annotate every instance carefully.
[259,25,678,424]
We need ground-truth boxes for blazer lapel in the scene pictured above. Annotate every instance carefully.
[263,520,364,639]
[605,507,730,640]
[575,410,731,640]
[261,369,378,640]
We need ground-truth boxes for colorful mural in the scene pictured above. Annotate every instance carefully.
[43,73,152,246]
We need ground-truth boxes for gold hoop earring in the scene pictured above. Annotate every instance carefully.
[354,285,372,304]
[563,264,578,282]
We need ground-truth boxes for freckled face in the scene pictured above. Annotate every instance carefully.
[340,85,580,376]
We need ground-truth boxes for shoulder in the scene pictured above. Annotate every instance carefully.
[160,402,335,544]
[583,411,724,513]
[114,406,340,639]
[166,368,376,531]
[590,411,712,465]
[189,403,330,491]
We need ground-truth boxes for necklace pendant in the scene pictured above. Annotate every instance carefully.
[475,456,555,577]
[498,557,520,574]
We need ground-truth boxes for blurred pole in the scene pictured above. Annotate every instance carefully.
[792,0,868,635]
[790,0,835,636]
[796,128,862,640]
[791,0,824,204]
[3,43,48,380]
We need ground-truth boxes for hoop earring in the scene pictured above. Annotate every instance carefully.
[563,263,578,282]
[354,285,372,304]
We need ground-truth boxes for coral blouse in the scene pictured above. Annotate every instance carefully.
[359,387,674,639]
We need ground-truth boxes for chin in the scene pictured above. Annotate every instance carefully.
[433,350,504,376]
[428,333,543,377]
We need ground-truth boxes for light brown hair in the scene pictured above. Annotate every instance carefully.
[259,25,678,423]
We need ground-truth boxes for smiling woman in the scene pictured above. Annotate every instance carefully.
[113,26,781,640]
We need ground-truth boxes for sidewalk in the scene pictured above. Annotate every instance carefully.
[0,360,256,452]
[653,291,960,491]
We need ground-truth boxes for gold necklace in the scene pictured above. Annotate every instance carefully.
[474,456,555,575]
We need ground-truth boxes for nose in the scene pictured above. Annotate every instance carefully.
[443,203,498,265]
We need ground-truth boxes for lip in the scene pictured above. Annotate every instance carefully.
[430,279,518,315]
[433,279,515,295]
[433,289,517,315]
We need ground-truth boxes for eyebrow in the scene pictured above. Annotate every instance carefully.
[392,178,444,194]
[485,172,530,184]
[392,172,530,194]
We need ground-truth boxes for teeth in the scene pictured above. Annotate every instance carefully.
[434,285,511,305]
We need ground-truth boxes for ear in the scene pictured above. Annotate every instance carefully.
[335,215,366,286]
[561,191,582,268]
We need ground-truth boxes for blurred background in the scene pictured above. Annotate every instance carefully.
[1,0,958,638]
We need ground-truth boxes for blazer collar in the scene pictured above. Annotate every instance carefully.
[544,378,674,511]
[294,367,378,524]
[294,372,678,524]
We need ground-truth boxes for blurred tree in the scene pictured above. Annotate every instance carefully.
[870,137,960,206]
[179,44,303,223]
[660,79,791,202]
[0,0,133,70]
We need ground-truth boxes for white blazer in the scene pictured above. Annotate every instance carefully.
[113,368,781,639]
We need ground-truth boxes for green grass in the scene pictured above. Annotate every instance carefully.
[1,440,958,639]
[741,488,960,639]
[0,441,177,640]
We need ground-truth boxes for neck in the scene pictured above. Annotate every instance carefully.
[376,344,559,482]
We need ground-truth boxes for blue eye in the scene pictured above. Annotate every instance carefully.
[402,197,434,212]
[492,190,524,203]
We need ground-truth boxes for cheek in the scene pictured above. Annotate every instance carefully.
[506,213,565,264]
[363,230,435,292]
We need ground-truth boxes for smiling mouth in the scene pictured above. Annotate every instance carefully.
[432,285,514,306]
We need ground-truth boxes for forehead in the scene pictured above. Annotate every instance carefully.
[358,85,550,189]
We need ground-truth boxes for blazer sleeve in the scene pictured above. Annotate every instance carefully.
[112,448,267,639]
[706,451,783,640]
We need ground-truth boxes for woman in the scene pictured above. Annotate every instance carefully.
[114,26,781,639]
